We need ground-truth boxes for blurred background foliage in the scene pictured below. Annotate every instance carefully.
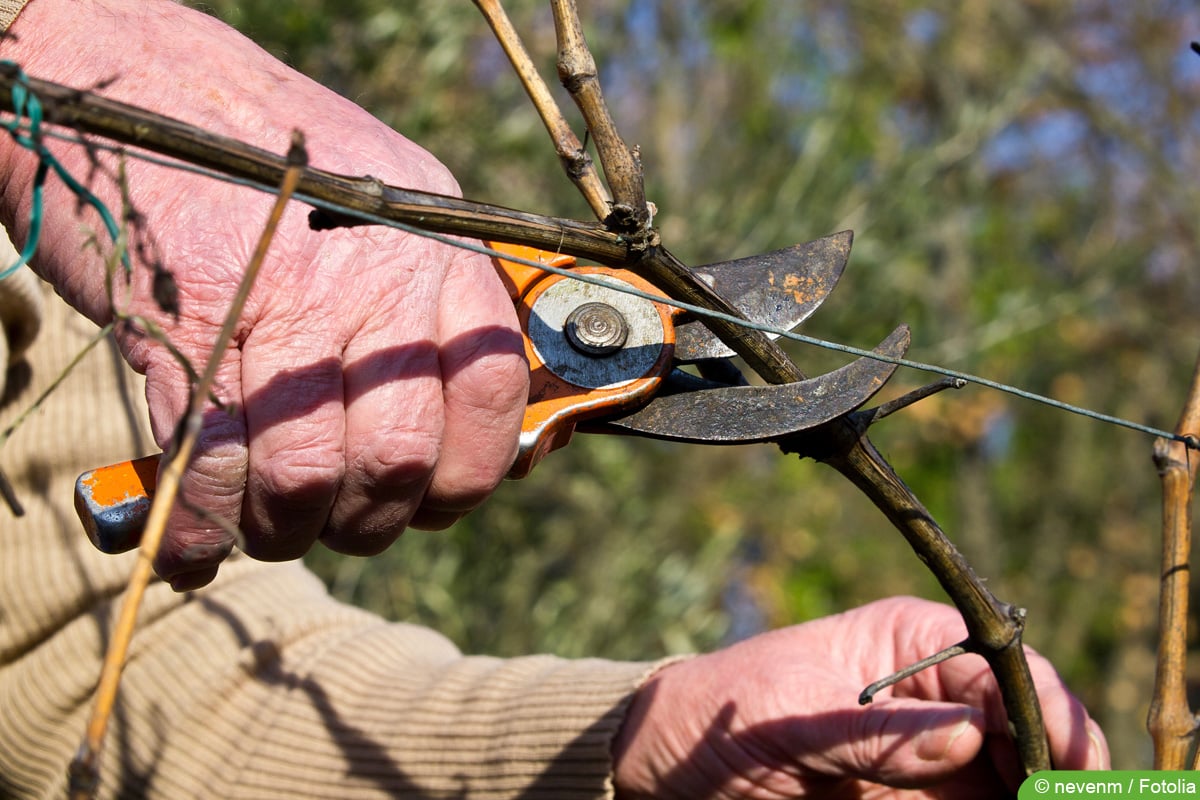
[192,0,1200,768]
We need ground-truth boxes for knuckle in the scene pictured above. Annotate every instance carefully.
[444,328,528,406]
[442,473,500,512]
[462,352,529,412]
[323,529,403,558]
[179,442,247,510]
[252,459,342,500]
[251,439,345,499]
[351,429,441,491]
[409,508,466,532]
[434,454,504,511]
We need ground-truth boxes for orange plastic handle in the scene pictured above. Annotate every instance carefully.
[75,243,676,550]
[505,263,676,476]
[75,454,159,554]
[488,241,576,301]
[488,241,678,475]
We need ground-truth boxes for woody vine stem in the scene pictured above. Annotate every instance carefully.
[476,0,1051,775]
[0,3,1068,788]
[1148,349,1200,769]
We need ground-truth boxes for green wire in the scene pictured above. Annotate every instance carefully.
[0,60,127,279]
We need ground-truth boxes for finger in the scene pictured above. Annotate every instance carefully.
[875,596,972,671]
[820,596,971,684]
[922,635,1106,774]
[140,342,247,590]
[321,234,446,554]
[814,699,986,789]
[872,599,1109,782]
[1083,718,1110,769]
[237,312,346,561]
[1025,651,1109,771]
[409,248,526,529]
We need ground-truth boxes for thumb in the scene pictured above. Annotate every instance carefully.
[823,700,985,788]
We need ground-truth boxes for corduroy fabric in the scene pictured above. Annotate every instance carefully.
[0,234,675,798]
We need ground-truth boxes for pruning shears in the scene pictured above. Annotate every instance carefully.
[74,234,910,553]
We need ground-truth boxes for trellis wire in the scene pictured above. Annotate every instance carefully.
[6,111,1196,451]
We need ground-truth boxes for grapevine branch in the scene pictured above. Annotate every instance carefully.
[487,0,1050,775]
[1147,49,1200,747]
[0,30,1049,779]
[0,64,626,262]
[1148,348,1200,769]
[548,0,651,242]
[471,0,611,221]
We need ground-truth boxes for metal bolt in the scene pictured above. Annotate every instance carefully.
[564,301,629,356]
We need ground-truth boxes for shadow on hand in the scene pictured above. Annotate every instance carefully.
[223,322,521,440]
[171,323,522,542]
[620,679,1052,800]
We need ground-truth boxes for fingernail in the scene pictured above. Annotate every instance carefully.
[1087,720,1110,769]
[167,573,201,592]
[916,710,975,761]
[167,567,218,592]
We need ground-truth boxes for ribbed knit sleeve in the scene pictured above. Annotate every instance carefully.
[0,246,671,798]
[0,0,29,32]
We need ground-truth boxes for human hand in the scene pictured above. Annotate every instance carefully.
[613,596,1108,799]
[1,0,528,589]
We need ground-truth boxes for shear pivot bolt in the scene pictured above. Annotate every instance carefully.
[565,302,629,356]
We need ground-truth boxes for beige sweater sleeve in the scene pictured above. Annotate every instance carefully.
[0,0,29,32]
[0,256,663,797]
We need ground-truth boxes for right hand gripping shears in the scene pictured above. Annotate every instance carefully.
[74,232,909,552]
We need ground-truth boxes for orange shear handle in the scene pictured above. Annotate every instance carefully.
[76,243,676,551]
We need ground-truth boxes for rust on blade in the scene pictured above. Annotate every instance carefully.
[673,231,853,362]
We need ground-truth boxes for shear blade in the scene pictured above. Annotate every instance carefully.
[674,231,852,362]
[597,325,910,444]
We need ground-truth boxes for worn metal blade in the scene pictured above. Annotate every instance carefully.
[592,325,910,444]
[673,231,853,362]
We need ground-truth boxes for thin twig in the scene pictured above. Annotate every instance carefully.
[549,0,652,241]
[1148,349,1200,769]
[67,133,308,799]
[471,0,611,221]
[859,639,974,704]
[854,378,967,427]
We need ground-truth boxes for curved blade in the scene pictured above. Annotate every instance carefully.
[674,231,853,362]
[597,325,910,444]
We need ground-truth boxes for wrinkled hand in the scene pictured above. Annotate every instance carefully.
[2,0,528,589]
[613,597,1109,799]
